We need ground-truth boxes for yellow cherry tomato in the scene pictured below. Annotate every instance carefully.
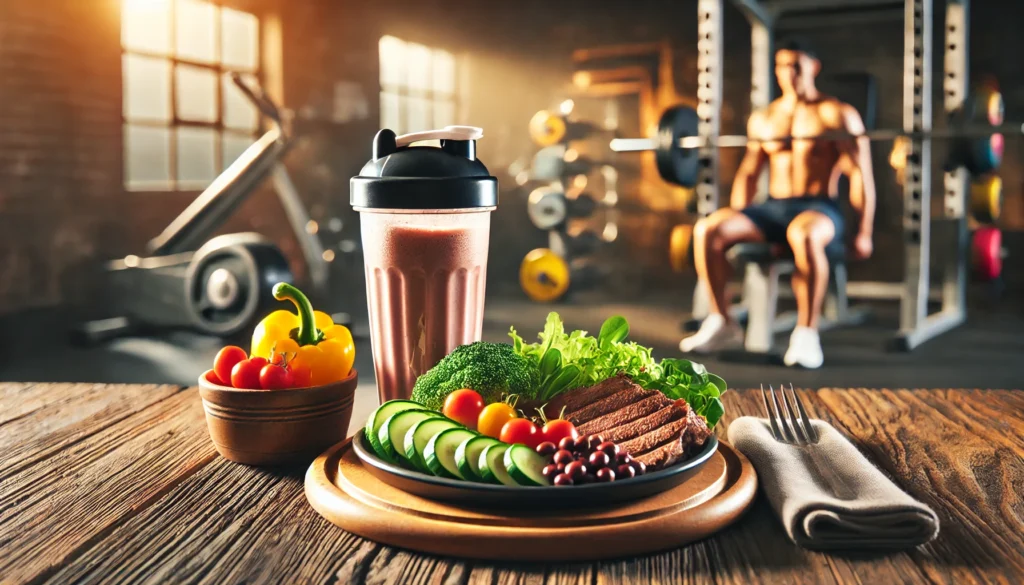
[477,402,517,439]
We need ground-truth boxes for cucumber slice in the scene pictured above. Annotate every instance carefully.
[455,435,502,481]
[477,444,518,486]
[424,428,478,479]
[504,444,551,486]
[365,400,424,459]
[405,417,460,472]
[379,410,440,465]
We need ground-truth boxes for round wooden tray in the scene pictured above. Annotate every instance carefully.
[304,436,758,561]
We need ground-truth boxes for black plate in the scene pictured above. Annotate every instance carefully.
[352,432,719,508]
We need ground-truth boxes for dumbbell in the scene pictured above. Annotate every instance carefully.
[669,224,695,273]
[519,248,606,303]
[531,146,600,181]
[549,229,603,259]
[527,186,600,231]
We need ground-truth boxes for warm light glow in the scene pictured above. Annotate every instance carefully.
[559,99,575,116]
[515,171,530,186]
[602,223,619,242]
[322,249,335,262]
[124,254,140,267]
[572,174,588,189]
[573,72,592,88]
[122,0,172,55]
[563,149,579,163]
[305,220,319,234]
[603,191,619,206]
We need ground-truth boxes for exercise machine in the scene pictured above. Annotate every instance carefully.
[76,73,328,344]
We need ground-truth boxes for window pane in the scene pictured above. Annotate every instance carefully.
[434,99,456,127]
[223,73,259,131]
[176,64,217,122]
[406,96,431,132]
[433,50,455,96]
[176,0,217,64]
[122,0,171,55]
[222,7,258,70]
[380,91,402,134]
[406,43,432,92]
[222,133,254,171]
[125,124,171,190]
[379,35,406,88]
[176,127,217,188]
[123,54,171,121]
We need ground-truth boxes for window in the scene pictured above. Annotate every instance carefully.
[122,0,261,191]
[379,36,457,135]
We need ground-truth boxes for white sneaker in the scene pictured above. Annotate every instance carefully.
[680,313,744,354]
[784,326,824,369]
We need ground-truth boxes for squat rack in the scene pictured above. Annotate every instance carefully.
[693,0,970,350]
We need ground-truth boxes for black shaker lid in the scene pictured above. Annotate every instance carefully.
[350,126,498,210]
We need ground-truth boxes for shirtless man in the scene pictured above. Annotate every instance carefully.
[680,41,876,368]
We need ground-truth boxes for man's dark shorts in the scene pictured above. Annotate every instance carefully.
[740,195,845,257]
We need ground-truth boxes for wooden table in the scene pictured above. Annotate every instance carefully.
[2,384,1022,584]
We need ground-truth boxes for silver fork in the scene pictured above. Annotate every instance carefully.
[760,383,820,445]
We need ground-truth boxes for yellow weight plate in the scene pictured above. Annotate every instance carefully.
[669,224,694,273]
[970,174,1002,223]
[520,248,570,302]
[529,110,567,147]
[974,86,1005,126]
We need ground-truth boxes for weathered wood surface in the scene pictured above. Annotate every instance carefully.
[1,384,1021,585]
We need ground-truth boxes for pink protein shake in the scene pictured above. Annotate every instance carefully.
[351,126,497,403]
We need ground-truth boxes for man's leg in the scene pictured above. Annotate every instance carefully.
[784,211,836,368]
[692,208,765,317]
[682,209,765,354]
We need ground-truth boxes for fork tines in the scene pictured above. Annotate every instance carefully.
[760,383,819,445]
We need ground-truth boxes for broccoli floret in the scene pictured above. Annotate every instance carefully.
[410,342,537,410]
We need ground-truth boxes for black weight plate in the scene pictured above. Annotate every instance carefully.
[655,106,699,188]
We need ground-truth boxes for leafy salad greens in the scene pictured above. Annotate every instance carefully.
[510,312,727,428]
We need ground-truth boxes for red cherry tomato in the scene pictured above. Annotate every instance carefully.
[204,370,225,386]
[442,389,486,429]
[541,419,579,445]
[500,418,541,448]
[213,346,247,386]
[230,358,266,390]
[259,363,294,390]
[290,362,312,388]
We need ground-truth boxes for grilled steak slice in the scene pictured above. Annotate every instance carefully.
[565,387,659,426]
[630,401,713,470]
[576,394,672,436]
[618,415,691,454]
[538,374,637,419]
[600,405,685,443]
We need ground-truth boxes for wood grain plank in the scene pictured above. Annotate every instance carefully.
[816,389,1024,584]
[0,389,215,584]
[0,382,184,479]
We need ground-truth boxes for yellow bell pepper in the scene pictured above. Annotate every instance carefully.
[251,283,355,386]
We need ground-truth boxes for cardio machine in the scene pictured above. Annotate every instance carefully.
[76,74,328,344]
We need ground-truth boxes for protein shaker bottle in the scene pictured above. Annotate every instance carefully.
[351,126,498,404]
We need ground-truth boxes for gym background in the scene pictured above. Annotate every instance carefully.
[0,0,1020,390]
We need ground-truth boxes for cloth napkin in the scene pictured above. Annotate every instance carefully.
[728,416,940,550]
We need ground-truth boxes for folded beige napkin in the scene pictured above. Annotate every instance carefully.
[728,416,940,550]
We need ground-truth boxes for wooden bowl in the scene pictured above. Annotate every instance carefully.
[198,369,358,466]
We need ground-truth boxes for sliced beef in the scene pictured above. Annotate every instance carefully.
[576,394,672,436]
[564,387,659,426]
[678,404,712,453]
[537,373,637,419]
[634,439,686,469]
[600,405,685,443]
[618,414,691,454]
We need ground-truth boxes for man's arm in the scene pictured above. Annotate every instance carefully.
[836,104,876,242]
[730,112,768,210]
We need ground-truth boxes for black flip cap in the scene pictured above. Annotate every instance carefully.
[350,129,498,210]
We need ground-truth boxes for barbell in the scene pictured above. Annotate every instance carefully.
[613,98,1012,188]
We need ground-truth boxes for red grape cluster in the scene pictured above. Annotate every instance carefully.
[535,434,647,486]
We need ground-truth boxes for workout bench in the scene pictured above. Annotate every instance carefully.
[726,243,870,353]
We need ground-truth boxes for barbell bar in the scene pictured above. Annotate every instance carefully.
[609,122,1024,153]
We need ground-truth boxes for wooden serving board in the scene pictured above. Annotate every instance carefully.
[304,437,758,561]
